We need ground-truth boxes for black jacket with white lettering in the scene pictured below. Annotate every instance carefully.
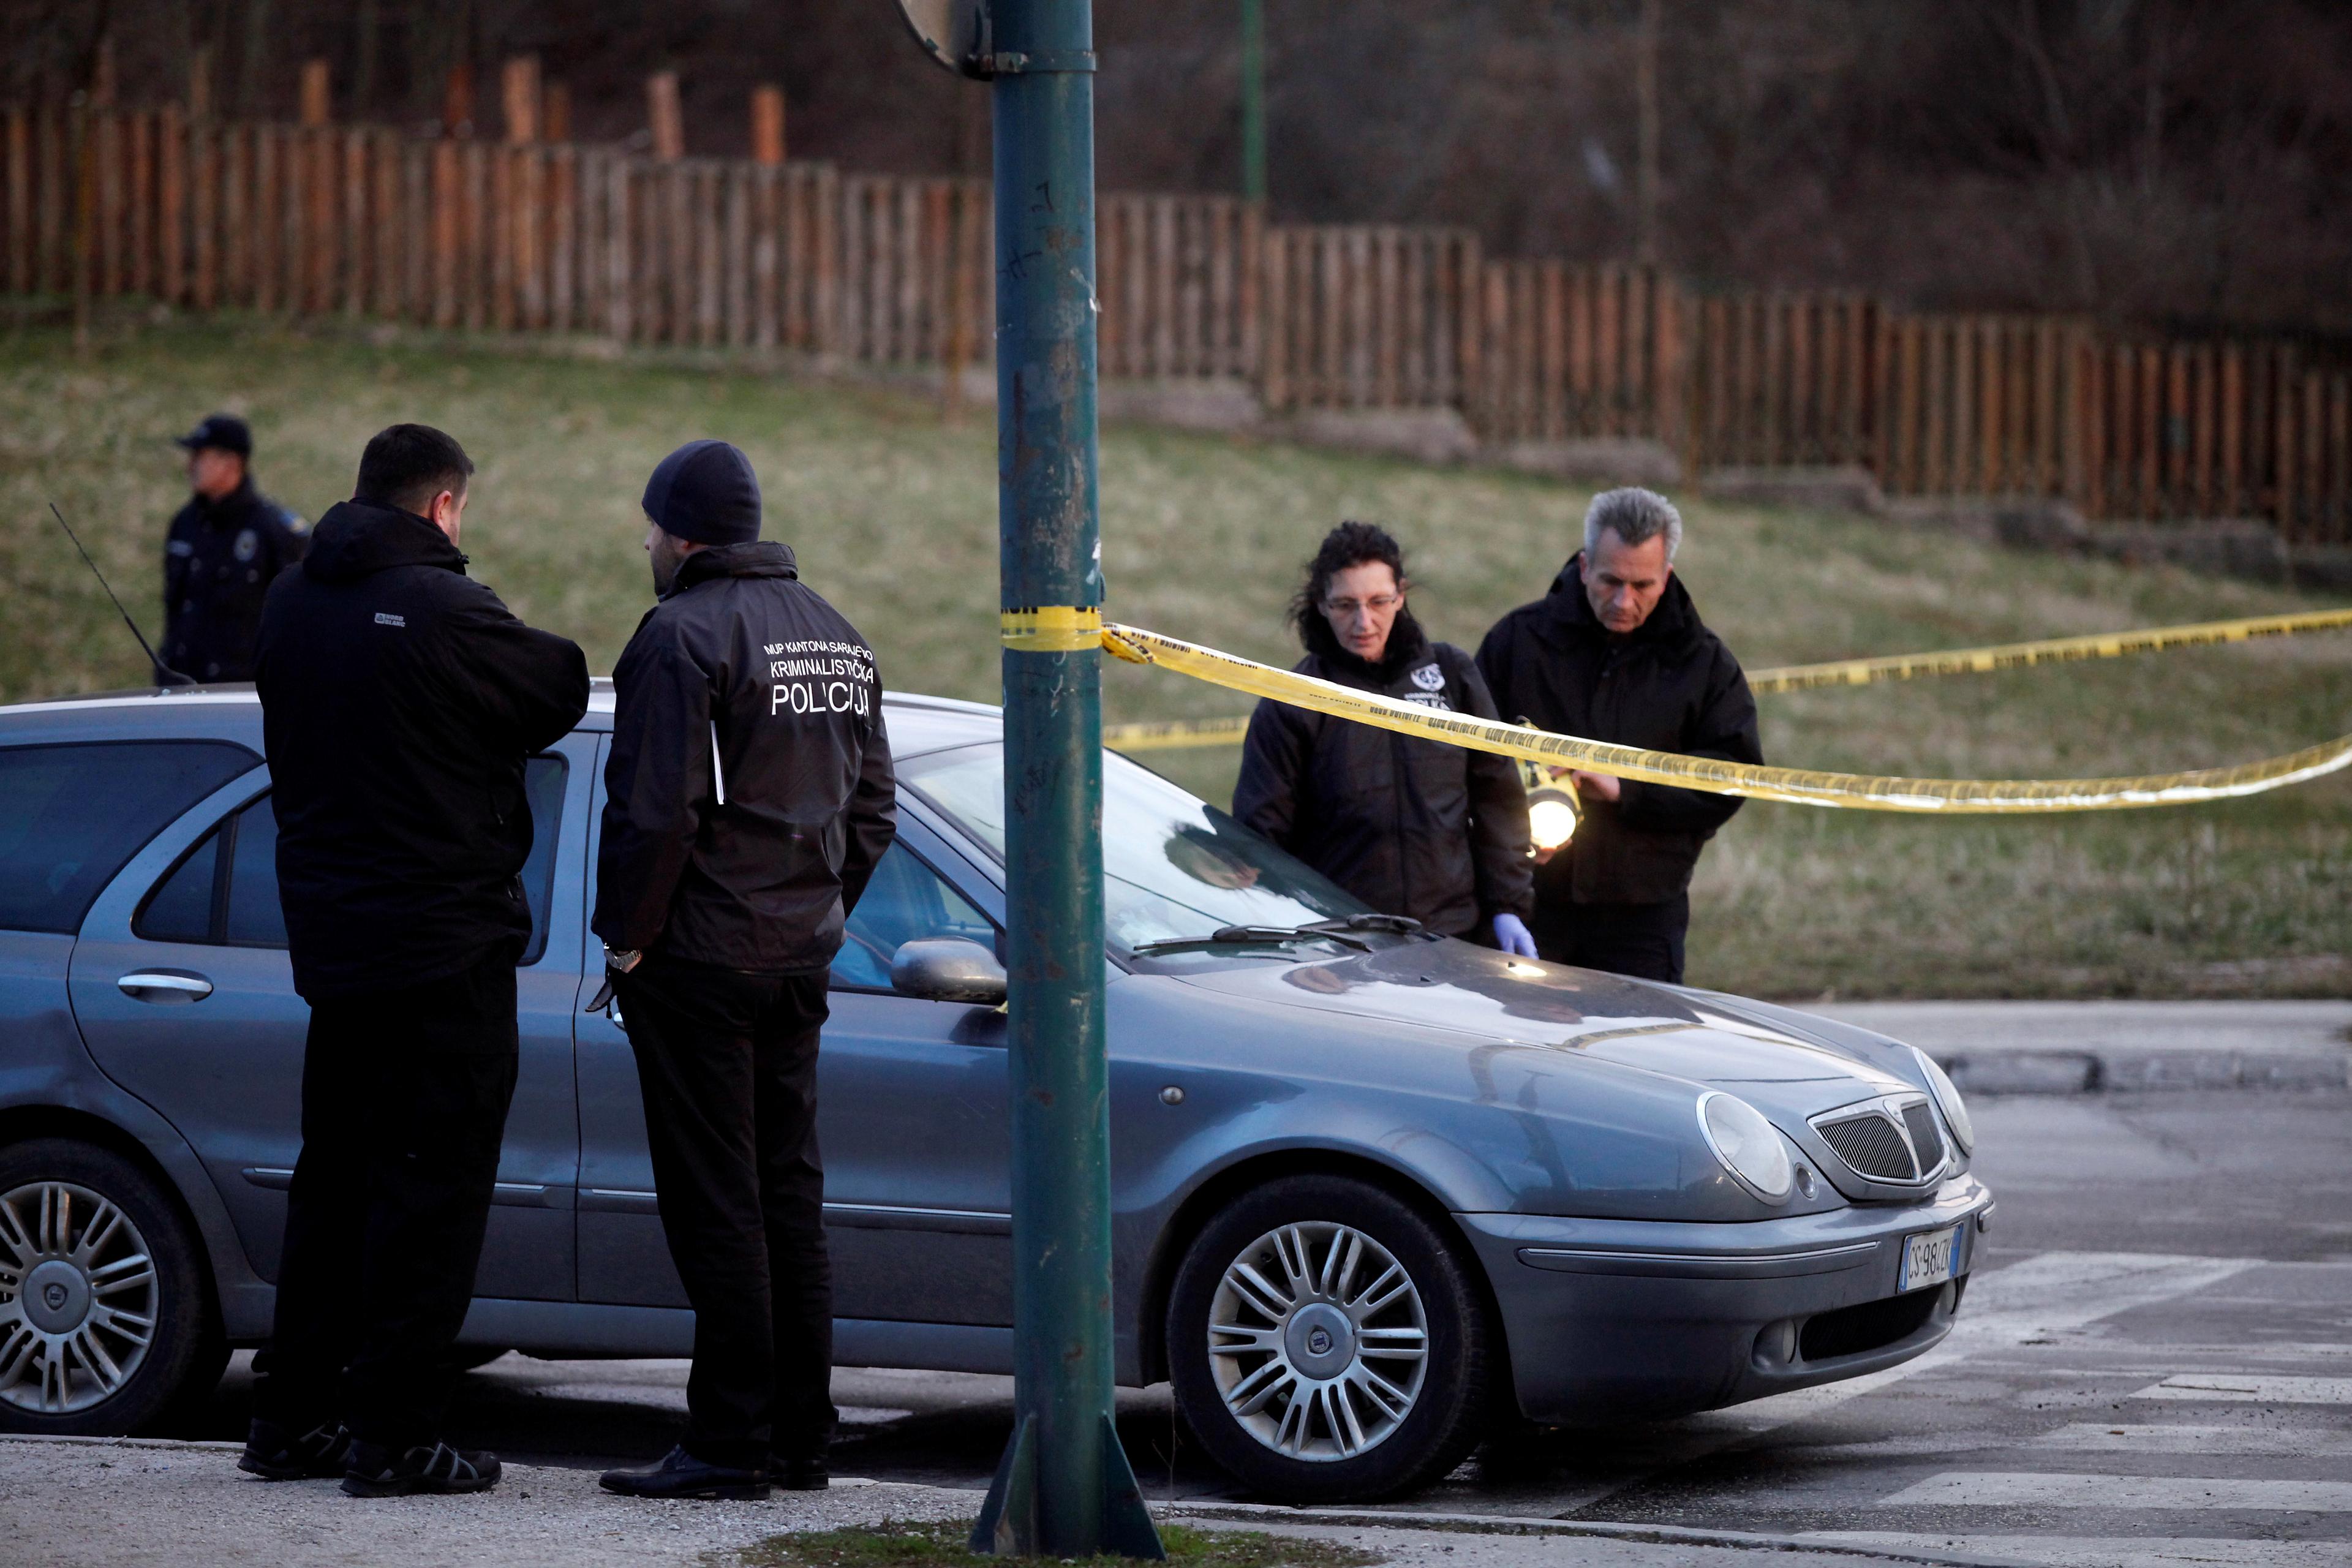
[255,499,590,1000]
[593,541,897,973]
[1232,612,1532,938]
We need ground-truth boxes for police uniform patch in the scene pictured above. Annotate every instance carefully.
[1410,663,1446,692]
[233,529,259,564]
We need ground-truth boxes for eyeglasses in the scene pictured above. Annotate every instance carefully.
[1323,594,1403,617]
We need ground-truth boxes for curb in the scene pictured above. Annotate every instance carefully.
[0,1433,244,1452]
[1153,1500,2042,1568]
[0,1431,903,1486]
[1936,1049,2351,1095]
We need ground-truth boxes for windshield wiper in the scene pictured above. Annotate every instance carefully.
[1131,914,1422,957]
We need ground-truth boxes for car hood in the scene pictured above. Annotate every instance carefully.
[1167,938,1917,1124]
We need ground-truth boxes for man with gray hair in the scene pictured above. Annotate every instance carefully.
[1474,487,1761,982]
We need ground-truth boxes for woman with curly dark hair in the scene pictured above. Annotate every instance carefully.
[1232,521,1536,953]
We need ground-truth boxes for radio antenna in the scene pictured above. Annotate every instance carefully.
[49,502,195,688]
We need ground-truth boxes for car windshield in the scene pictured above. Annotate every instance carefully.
[898,742,1371,954]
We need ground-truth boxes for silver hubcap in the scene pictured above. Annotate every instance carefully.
[1207,1221,1429,1462]
[0,1180,159,1414]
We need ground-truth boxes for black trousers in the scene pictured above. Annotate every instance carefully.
[1530,892,1690,984]
[614,956,835,1469]
[254,952,519,1449]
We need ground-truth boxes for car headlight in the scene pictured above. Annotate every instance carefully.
[1697,1091,1794,1202]
[1910,1046,1973,1155]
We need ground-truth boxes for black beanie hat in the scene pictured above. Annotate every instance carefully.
[643,440,761,546]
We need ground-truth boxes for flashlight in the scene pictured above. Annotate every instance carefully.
[1527,784,1578,852]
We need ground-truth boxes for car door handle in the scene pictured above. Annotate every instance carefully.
[118,970,215,1004]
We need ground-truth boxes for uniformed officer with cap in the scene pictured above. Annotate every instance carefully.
[163,412,309,683]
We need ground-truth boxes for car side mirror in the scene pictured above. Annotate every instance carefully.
[889,937,1008,1006]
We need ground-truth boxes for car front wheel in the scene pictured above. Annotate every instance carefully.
[1167,1173,1491,1502]
[0,1139,213,1435]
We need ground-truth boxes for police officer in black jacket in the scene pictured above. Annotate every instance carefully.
[162,413,309,682]
[1475,488,1762,984]
[244,424,589,1497]
[594,440,896,1502]
[1235,521,1536,952]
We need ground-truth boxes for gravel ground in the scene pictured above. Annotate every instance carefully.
[0,1436,974,1568]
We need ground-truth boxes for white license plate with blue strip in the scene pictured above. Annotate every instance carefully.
[1899,1223,1964,1292]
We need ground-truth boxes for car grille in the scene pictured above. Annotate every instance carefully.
[1901,1101,1947,1171]
[1816,1112,1917,1180]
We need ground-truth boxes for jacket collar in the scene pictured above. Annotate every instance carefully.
[192,477,255,521]
[1303,604,1433,687]
[1538,551,1703,652]
[667,540,799,598]
[301,498,468,585]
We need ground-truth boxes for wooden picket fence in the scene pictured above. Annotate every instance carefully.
[8,100,2349,545]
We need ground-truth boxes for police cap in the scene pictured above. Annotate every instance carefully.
[173,413,254,458]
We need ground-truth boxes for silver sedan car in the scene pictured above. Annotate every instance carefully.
[0,684,1986,1501]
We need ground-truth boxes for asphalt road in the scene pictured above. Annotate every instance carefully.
[171,1087,2352,1567]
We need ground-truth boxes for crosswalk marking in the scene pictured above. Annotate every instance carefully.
[2135,1374,2352,1404]
[1800,1533,2351,1567]
[2127,1341,2352,1360]
[1875,1471,2352,1510]
[2029,1421,2352,1456]
[1564,1251,2305,1532]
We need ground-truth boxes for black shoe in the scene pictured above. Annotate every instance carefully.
[772,1455,828,1491]
[238,1418,352,1480]
[600,1444,772,1501]
[341,1439,502,1497]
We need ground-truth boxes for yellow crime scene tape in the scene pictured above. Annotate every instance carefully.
[1000,606,1107,652]
[994,612,2352,815]
[1744,605,2352,693]
[1097,605,2352,751]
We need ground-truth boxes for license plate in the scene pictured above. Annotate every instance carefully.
[1899,1224,1962,1292]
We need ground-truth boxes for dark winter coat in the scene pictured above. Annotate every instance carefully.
[1474,556,1761,908]
[1233,611,1532,938]
[255,499,590,1001]
[162,477,309,683]
[593,542,897,974]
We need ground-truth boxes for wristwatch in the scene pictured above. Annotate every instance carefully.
[604,946,643,973]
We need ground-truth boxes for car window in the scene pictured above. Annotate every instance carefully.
[134,756,568,961]
[900,742,1368,954]
[830,841,998,991]
[224,796,288,946]
[0,741,255,935]
[135,794,293,950]
[137,824,221,944]
[516,756,568,963]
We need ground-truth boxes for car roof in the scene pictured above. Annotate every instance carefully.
[0,682,1006,760]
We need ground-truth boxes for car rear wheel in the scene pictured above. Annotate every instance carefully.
[0,1139,212,1435]
[1167,1174,1491,1502]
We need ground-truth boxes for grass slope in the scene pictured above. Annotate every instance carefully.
[4,315,2347,999]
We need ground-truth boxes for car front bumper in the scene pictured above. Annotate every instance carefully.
[1457,1174,1991,1424]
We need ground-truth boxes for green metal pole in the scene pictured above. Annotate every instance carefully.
[973,0,1162,1557]
[1240,0,1266,204]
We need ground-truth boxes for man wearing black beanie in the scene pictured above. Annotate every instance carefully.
[593,439,897,1499]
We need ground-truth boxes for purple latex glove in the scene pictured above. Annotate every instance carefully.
[1492,913,1538,958]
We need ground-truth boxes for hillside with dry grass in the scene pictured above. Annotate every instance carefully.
[4,315,2346,998]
